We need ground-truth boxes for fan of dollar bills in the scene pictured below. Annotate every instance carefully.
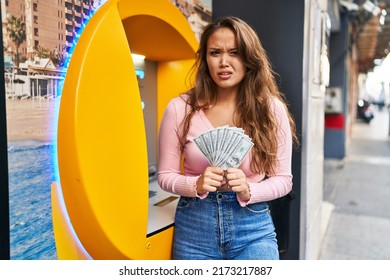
[193,126,254,169]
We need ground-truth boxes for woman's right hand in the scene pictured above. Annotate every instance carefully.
[196,166,224,195]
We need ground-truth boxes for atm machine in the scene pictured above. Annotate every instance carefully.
[51,0,198,259]
[135,57,179,237]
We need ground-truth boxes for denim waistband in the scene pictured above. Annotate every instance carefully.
[205,191,240,202]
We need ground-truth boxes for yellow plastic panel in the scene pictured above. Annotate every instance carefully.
[58,1,149,259]
[122,15,195,61]
[55,0,198,260]
[51,182,93,260]
[118,0,198,61]
[157,59,195,127]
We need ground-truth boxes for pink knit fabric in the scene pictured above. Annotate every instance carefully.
[157,94,293,206]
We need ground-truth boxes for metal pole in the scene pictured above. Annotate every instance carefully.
[0,4,10,259]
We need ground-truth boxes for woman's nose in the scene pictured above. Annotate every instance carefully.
[220,54,229,67]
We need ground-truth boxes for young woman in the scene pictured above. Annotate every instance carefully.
[157,16,298,260]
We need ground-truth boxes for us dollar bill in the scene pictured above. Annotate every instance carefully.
[193,126,253,169]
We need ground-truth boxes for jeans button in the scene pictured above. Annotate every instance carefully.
[217,194,223,199]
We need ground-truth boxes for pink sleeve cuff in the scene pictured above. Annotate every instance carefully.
[196,192,209,199]
[236,183,252,207]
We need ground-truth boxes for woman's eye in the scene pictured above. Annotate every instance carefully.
[230,50,238,56]
[210,50,220,56]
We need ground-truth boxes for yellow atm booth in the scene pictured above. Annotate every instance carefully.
[51,0,198,259]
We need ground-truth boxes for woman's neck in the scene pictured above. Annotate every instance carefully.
[216,88,238,105]
[203,89,239,127]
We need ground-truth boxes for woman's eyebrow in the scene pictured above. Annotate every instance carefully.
[208,47,238,51]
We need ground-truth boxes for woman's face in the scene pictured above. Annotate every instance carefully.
[206,27,246,93]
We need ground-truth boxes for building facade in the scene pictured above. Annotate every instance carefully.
[2,0,103,64]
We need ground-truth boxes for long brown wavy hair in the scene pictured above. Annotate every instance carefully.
[180,16,298,175]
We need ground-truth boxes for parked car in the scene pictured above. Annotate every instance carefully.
[357,99,374,123]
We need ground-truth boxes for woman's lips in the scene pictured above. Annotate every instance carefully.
[217,71,232,79]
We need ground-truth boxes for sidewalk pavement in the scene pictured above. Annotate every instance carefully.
[319,107,390,259]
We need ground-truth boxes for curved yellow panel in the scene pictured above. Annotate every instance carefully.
[118,0,198,60]
[58,2,148,259]
[51,182,93,260]
[56,0,198,260]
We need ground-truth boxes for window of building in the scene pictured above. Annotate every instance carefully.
[34,40,39,47]
[33,3,38,12]
[34,16,38,24]
[34,28,38,36]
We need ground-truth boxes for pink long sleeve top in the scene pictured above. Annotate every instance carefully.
[157,94,293,206]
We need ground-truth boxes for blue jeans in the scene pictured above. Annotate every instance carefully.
[172,191,279,260]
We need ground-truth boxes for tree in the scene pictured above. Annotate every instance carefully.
[33,44,67,69]
[6,15,26,69]
[33,45,50,59]
[50,46,68,69]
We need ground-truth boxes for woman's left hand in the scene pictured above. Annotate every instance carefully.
[225,168,251,202]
